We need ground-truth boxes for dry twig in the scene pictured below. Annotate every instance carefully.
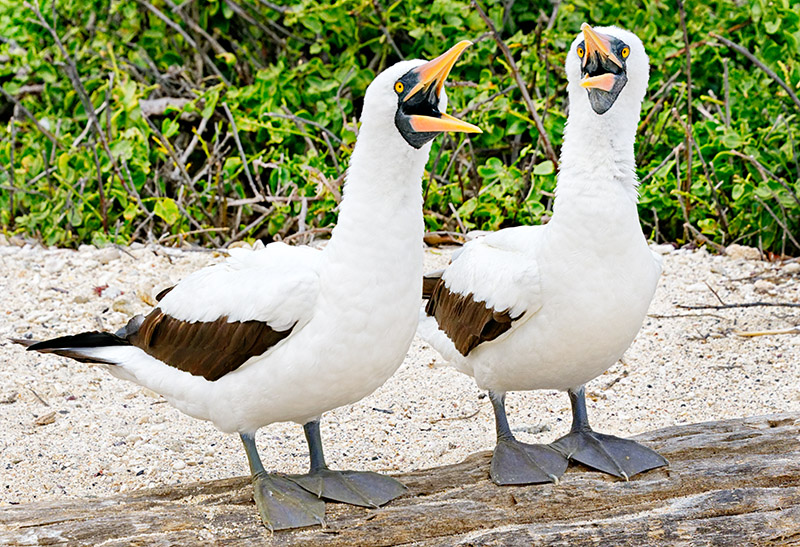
[678,302,800,310]
[472,0,558,166]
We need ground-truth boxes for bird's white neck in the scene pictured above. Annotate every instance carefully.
[552,96,641,209]
[324,120,427,266]
[549,98,643,238]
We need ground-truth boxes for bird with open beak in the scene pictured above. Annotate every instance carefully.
[419,23,666,486]
[16,41,480,531]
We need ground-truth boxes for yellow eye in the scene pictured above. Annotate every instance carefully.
[621,46,630,58]
[394,81,404,94]
[577,46,585,58]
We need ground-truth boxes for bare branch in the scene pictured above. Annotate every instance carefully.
[710,32,800,111]
[371,0,404,59]
[262,112,343,145]
[25,1,146,215]
[222,101,263,198]
[472,0,558,166]
[678,301,800,310]
[0,86,61,147]
[676,0,693,211]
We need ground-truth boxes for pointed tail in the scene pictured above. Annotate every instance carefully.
[11,315,143,364]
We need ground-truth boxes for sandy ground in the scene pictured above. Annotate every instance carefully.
[0,238,798,506]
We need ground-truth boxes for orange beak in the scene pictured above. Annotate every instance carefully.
[404,41,482,134]
[580,73,617,91]
[581,23,623,69]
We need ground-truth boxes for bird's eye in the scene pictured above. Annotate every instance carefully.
[621,46,630,59]
[394,81,404,94]
[577,46,585,58]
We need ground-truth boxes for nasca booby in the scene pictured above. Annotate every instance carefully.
[16,41,481,530]
[419,24,667,485]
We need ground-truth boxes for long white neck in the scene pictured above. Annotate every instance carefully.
[550,92,642,236]
[324,118,427,271]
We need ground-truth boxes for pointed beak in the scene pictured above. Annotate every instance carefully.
[581,23,623,70]
[405,40,482,134]
[580,73,617,91]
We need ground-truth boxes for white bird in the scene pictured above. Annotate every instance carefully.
[16,42,481,530]
[418,24,667,485]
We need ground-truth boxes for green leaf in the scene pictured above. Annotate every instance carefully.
[764,19,781,34]
[533,161,554,176]
[153,198,181,225]
[162,118,179,138]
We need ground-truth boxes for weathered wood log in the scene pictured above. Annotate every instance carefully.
[2,413,799,546]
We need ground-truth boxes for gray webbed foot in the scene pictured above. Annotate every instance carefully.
[551,429,667,479]
[290,469,406,507]
[487,391,568,485]
[252,471,326,531]
[295,419,406,507]
[552,386,667,480]
[491,437,568,485]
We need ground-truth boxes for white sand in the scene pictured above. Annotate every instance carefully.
[0,239,798,505]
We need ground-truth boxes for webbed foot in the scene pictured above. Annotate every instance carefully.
[491,437,568,485]
[551,429,667,479]
[290,468,406,507]
[252,471,326,531]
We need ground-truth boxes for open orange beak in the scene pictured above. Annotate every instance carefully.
[579,23,623,91]
[405,41,482,134]
[581,23,623,69]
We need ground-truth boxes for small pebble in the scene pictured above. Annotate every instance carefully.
[112,298,135,316]
[34,412,57,426]
[96,247,120,265]
[754,280,776,293]
[44,258,65,274]
[783,263,800,275]
[725,244,761,261]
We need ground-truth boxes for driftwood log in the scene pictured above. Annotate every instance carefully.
[1,413,799,546]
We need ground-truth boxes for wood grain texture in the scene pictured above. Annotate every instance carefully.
[2,413,799,546]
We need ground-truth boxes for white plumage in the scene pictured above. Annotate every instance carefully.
[419,25,667,484]
[21,43,481,529]
[102,61,435,432]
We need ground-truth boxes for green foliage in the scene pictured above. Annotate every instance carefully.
[0,0,798,253]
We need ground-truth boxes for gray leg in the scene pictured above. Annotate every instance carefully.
[287,419,406,507]
[489,391,568,485]
[240,432,325,531]
[550,386,668,480]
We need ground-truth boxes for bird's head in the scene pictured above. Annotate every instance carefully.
[566,24,649,116]
[360,41,482,149]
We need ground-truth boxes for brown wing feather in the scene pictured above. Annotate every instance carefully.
[422,270,445,299]
[128,309,294,381]
[425,279,522,357]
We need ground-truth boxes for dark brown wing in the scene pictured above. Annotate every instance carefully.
[422,270,445,299]
[425,279,522,357]
[128,308,294,381]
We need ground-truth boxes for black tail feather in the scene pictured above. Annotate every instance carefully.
[26,332,129,352]
[11,332,131,365]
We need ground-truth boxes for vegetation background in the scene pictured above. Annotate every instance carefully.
[1,0,798,254]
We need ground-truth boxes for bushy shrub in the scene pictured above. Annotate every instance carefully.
[1,0,798,253]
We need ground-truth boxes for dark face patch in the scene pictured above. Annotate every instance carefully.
[578,37,630,115]
[393,68,443,149]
